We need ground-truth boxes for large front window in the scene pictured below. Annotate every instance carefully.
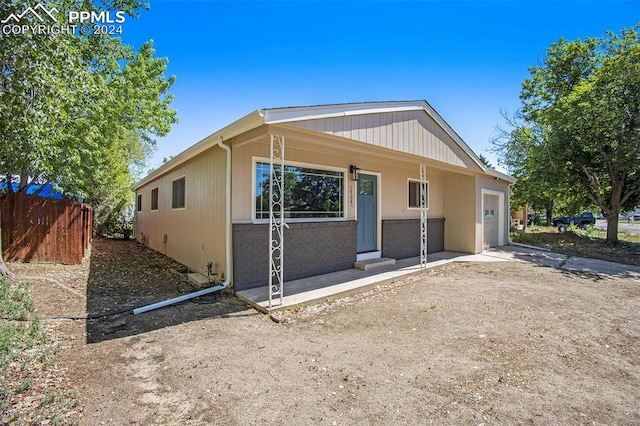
[255,162,344,220]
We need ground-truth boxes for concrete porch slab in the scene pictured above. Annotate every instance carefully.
[235,250,514,313]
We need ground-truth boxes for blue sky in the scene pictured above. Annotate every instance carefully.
[120,1,639,173]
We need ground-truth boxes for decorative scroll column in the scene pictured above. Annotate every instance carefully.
[268,134,285,309]
[420,163,428,268]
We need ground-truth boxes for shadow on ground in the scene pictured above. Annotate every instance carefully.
[506,245,640,282]
[512,229,640,267]
[86,238,254,343]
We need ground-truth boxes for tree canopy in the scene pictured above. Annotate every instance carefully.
[493,25,640,243]
[0,0,177,235]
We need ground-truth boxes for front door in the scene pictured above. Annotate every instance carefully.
[357,174,377,253]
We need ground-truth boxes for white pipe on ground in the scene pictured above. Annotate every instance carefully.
[133,137,233,315]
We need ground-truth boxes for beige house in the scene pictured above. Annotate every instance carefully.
[133,101,515,303]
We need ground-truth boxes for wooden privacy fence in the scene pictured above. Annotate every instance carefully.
[1,192,93,264]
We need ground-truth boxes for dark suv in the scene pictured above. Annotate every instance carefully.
[552,212,595,229]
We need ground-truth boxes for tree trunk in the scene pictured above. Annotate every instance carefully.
[582,167,622,245]
[605,211,619,245]
[19,168,29,191]
[604,172,624,245]
[0,211,14,279]
[0,255,12,279]
[546,206,553,227]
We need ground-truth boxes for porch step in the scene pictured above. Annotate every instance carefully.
[187,273,209,287]
[354,257,396,271]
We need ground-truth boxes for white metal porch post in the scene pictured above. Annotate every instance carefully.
[268,134,285,308]
[420,163,428,267]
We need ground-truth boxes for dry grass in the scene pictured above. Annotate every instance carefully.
[0,278,80,425]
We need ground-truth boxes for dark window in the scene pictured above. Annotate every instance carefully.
[136,193,142,212]
[408,180,429,209]
[359,179,374,195]
[151,188,159,211]
[255,162,344,220]
[172,177,185,209]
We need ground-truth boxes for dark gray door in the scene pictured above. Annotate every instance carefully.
[357,174,377,253]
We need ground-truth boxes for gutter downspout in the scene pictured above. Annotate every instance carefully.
[133,137,233,315]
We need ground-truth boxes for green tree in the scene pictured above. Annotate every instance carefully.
[491,111,578,225]
[517,26,639,243]
[478,154,493,169]
[0,0,177,275]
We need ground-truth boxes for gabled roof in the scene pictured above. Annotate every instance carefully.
[262,100,484,171]
[134,100,515,189]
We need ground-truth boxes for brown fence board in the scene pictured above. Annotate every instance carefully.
[0,192,92,264]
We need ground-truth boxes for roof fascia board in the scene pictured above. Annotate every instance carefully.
[133,111,264,190]
[485,168,517,183]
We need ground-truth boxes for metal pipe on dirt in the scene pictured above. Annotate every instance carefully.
[133,137,233,315]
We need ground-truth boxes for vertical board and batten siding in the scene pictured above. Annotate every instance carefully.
[134,147,227,276]
[289,110,480,171]
[231,139,446,223]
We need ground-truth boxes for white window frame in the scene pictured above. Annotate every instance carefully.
[252,156,348,223]
[171,176,186,210]
[136,193,142,212]
[150,187,159,211]
[407,178,429,210]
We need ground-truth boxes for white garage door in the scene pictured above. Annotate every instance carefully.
[483,194,499,249]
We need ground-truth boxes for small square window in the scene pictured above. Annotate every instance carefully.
[172,177,185,209]
[136,193,142,212]
[151,188,159,211]
[408,180,429,209]
[358,178,374,195]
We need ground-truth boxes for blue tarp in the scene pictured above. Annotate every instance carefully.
[0,182,64,199]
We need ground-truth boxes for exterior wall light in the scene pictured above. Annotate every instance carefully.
[350,165,359,181]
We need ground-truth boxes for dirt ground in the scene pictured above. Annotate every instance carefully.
[9,238,640,425]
